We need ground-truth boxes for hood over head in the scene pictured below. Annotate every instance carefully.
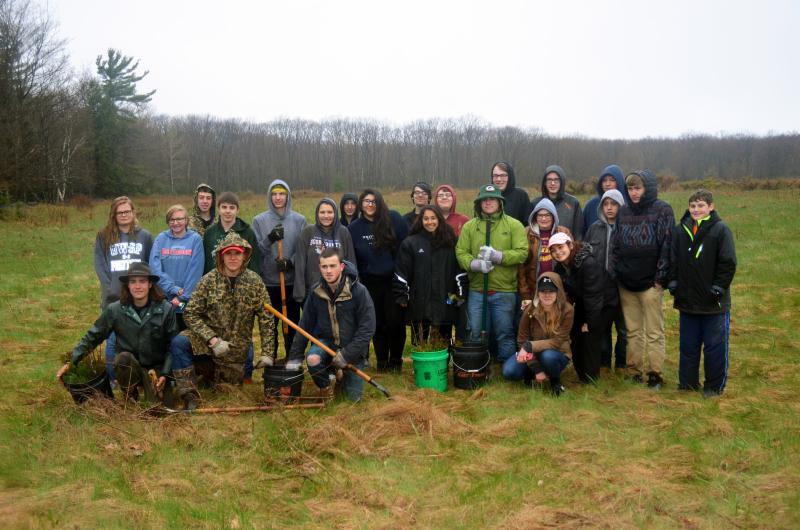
[214,231,253,274]
[595,165,626,197]
[528,197,560,232]
[490,161,517,196]
[541,165,567,201]
[267,179,294,217]
[339,192,359,222]
[627,169,658,210]
[535,271,568,306]
[315,197,341,233]
[433,184,458,214]
[193,183,216,219]
[597,189,626,221]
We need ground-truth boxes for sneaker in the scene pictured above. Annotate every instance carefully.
[647,373,663,391]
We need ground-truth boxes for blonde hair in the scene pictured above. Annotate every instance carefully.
[99,196,139,252]
[165,204,187,224]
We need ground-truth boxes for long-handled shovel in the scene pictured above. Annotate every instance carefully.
[152,402,324,416]
[481,218,492,347]
[277,237,289,335]
[263,303,392,398]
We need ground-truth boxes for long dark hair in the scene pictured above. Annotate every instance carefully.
[556,239,582,268]
[410,205,456,249]
[119,280,165,306]
[358,188,396,252]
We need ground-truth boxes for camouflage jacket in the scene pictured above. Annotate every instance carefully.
[183,232,275,363]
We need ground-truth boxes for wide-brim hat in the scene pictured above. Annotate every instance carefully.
[119,262,159,283]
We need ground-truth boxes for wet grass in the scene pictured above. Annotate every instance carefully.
[0,189,799,528]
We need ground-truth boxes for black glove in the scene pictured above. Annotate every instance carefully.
[710,285,724,304]
[267,224,284,243]
[667,280,678,296]
[275,257,293,273]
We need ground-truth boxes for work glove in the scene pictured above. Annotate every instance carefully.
[469,259,494,274]
[332,350,348,369]
[667,280,678,296]
[210,339,230,358]
[285,359,303,371]
[267,224,284,243]
[479,245,503,264]
[253,355,274,369]
[275,257,293,272]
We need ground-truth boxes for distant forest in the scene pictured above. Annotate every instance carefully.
[3,0,800,202]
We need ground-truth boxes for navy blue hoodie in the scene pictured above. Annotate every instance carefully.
[583,164,628,237]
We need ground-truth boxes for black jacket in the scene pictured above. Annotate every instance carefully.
[71,300,178,376]
[492,161,531,225]
[585,218,620,308]
[289,263,376,364]
[393,232,459,325]
[554,244,604,331]
[539,164,584,237]
[669,210,736,314]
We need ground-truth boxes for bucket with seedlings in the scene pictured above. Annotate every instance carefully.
[60,348,114,404]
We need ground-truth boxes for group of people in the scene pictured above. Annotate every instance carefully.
[57,161,737,409]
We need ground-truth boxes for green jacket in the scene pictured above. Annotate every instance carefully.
[71,300,178,376]
[202,217,261,275]
[455,210,528,293]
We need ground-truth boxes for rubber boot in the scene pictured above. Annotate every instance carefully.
[173,367,200,411]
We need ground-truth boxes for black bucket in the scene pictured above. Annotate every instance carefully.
[452,341,491,390]
[64,371,114,404]
[263,365,304,404]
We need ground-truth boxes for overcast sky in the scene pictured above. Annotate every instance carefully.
[47,0,799,139]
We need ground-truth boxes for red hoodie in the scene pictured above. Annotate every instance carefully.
[433,184,470,236]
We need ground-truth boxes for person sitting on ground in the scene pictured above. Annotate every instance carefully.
[403,181,432,228]
[668,189,736,398]
[57,263,177,403]
[287,248,376,402]
[187,183,216,238]
[502,273,573,396]
[170,232,276,410]
[150,204,204,330]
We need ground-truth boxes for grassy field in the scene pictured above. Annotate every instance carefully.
[1,188,799,529]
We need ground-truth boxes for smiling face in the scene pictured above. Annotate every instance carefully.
[535,209,554,231]
[545,172,561,197]
[538,289,557,308]
[197,191,213,214]
[127,276,151,305]
[549,242,572,263]
[689,200,713,221]
[271,190,288,210]
[412,186,429,208]
[361,194,377,219]
[421,210,439,233]
[491,165,509,191]
[168,208,188,236]
[219,202,238,225]
[435,189,453,213]
[317,203,335,227]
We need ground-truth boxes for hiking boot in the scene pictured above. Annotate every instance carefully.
[625,374,643,384]
[550,384,566,397]
[183,393,199,411]
[317,384,335,404]
[122,386,139,402]
[647,373,663,391]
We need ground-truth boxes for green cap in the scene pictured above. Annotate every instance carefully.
[475,184,505,203]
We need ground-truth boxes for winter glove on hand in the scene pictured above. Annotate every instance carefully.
[332,350,348,369]
[469,259,494,274]
[275,257,293,272]
[479,245,503,264]
[667,280,678,296]
[267,224,284,243]
[285,359,303,371]
[253,355,274,369]
[210,339,230,358]
[710,285,724,304]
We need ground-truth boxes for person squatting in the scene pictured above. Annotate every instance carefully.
[58,165,737,407]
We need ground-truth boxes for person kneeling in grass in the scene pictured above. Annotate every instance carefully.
[170,232,276,410]
[502,273,573,396]
[287,248,375,402]
[57,263,177,403]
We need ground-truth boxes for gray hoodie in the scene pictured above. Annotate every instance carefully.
[251,179,308,287]
[585,189,625,306]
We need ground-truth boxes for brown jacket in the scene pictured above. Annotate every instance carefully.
[518,225,573,300]
[517,271,574,359]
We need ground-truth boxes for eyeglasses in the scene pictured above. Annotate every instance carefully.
[536,212,553,218]
[412,191,428,196]
[116,210,133,216]
[169,217,187,223]
[436,193,452,198]
[546,178,560,183]
[362,199,376,205]
[492,173,509,179]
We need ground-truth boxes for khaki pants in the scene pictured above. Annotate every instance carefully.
[619,286,665,378]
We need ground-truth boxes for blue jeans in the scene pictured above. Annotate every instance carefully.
[306,342,365,402]
[679,312,730,393]
[502,348,570,386]
[170,334,194,369]
[105,332,117,380]
[467,290,516,362]
[244,343,254,379]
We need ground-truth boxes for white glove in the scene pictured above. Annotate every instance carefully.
[285,360,302,371]
[253,355,274,369]
[469,259,494,274]
[479,245,503,264]
[211,339,230,357]
[332,350,348,369]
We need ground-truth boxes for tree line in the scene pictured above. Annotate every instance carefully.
[2,0,800,203]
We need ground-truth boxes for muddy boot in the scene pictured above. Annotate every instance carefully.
[317,384,335,405]
[173,367,201,411]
